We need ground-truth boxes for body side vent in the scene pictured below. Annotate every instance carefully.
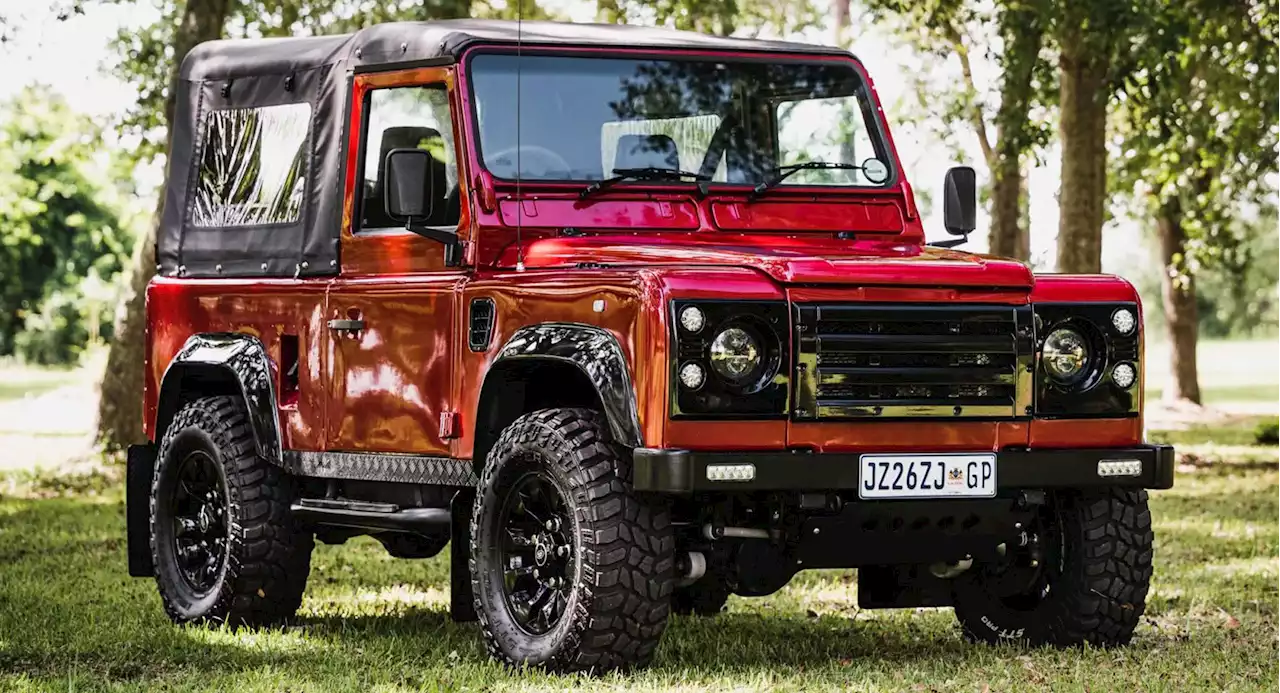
[469,298,496,352]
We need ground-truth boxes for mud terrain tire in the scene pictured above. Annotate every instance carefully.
[471,408,674,674]
[952,488,1153,646]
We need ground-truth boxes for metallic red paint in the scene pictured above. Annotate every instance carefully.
[143,42,1149,465]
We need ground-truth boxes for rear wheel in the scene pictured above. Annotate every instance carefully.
[672,575,730,617]
[470,408,674,674]
[951,488,1153,646]
[150,396,313,626]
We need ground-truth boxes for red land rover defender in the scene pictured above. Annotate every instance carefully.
[126,20,1173,673]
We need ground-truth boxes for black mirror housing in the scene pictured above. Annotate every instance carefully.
[384,148,435,220]
[942,166,977,237]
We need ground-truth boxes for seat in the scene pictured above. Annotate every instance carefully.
[365,126,452,228]
[613,133,680,171]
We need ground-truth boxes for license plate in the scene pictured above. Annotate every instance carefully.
[858,453,997,499]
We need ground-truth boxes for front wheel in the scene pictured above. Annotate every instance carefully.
[470,408,674,674]
[951,488,1154,646]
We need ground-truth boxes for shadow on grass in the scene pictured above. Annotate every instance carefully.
[0,494,965,684]
[2,479,1276,689]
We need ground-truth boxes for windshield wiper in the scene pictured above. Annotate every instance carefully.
[746,161,863,202]
[578,166,708,199]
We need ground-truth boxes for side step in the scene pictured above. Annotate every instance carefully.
[291,498,451,534]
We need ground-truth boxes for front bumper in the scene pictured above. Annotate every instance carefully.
[633,444,1175,494]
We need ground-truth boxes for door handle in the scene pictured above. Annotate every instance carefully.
[327,319,366,332]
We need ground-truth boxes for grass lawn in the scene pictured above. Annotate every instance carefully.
[1,445,1276,691]
[0,363,83,404]
[0,342,1274,690]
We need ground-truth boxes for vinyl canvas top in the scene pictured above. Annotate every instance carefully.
[181,20,853,81]
[159,20,854,280]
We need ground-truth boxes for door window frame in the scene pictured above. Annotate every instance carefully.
[339,65,471,275]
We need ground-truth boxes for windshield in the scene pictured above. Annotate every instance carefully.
[468,53,894,188]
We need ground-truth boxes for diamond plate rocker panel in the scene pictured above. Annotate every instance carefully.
[283,451,478,486]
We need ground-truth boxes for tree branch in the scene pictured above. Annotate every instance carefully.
[946,27,994,167]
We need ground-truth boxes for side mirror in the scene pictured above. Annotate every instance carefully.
[384,148,435,220]
[942,166,976,237]
[383,148,461,267]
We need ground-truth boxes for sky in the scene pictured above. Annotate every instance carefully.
[0,0,1148,276]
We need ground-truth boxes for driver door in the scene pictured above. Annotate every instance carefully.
[325,67,468,457]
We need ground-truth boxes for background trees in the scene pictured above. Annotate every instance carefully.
[0,0,1263,445]
[0,87,132,364]
[1112,0,1278,404]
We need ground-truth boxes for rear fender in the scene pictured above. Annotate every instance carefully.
[154,333,282,464]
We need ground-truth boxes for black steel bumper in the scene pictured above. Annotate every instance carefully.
[632,444,1175,494]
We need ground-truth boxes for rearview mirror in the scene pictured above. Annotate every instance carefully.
[942,166,976,237]
[384,148,435,220]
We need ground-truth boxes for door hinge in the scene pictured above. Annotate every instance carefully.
[439,411,460,439]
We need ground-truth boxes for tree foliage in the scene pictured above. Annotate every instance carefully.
[1111,0,1278,402]
[0,87,131,359]
[864,0,1052,261]
[596,0,820,38]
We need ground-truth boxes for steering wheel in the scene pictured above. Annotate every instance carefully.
[488,145,572,178]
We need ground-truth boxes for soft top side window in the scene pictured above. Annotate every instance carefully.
[359,85,459,232]
[192,102,311,228]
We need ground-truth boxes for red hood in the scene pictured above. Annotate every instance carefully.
[512,234,1033,288]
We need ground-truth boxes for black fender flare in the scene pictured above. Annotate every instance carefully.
[489,323,644,448]
[154,332,282,464]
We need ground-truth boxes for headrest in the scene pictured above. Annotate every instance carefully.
[613,134,679,171]
[379,126,442,161]
[375,126,443,195]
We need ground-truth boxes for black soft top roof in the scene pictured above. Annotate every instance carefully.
[160,21,853,280]
[182,19,852,80]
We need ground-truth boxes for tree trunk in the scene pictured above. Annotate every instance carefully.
[979,5,1041,263]
[96,0,231,452]
[988,153,1023,259]
[1017,170,1030,261]
[1056,44,1108,273]
[1157,202,1202,404]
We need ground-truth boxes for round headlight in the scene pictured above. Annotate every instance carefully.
[679,306,705,333]
[678,362,706,390]
[709,327,761,383]
[1112,362,1137,389]
[1042,328,1091,384]
[1111,308,1136,335]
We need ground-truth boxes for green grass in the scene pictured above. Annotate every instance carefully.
[1,457,1276,692]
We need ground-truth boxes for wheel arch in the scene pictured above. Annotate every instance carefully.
[472,323,643,473]
[154,333,282,465]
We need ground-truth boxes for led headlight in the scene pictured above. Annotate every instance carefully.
[1042,328,1091,385]
[679,306,705,333]
[1111,308,1136,335]
[1112,362,1137,389]
[709,327,761,383]
[679,362,706,390]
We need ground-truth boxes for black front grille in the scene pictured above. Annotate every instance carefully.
[794,304,1032,419]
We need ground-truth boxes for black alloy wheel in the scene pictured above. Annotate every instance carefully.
[150,396,313,626]
[170,450,229,594]
[498,471,575,635]
[471,408,674,674]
